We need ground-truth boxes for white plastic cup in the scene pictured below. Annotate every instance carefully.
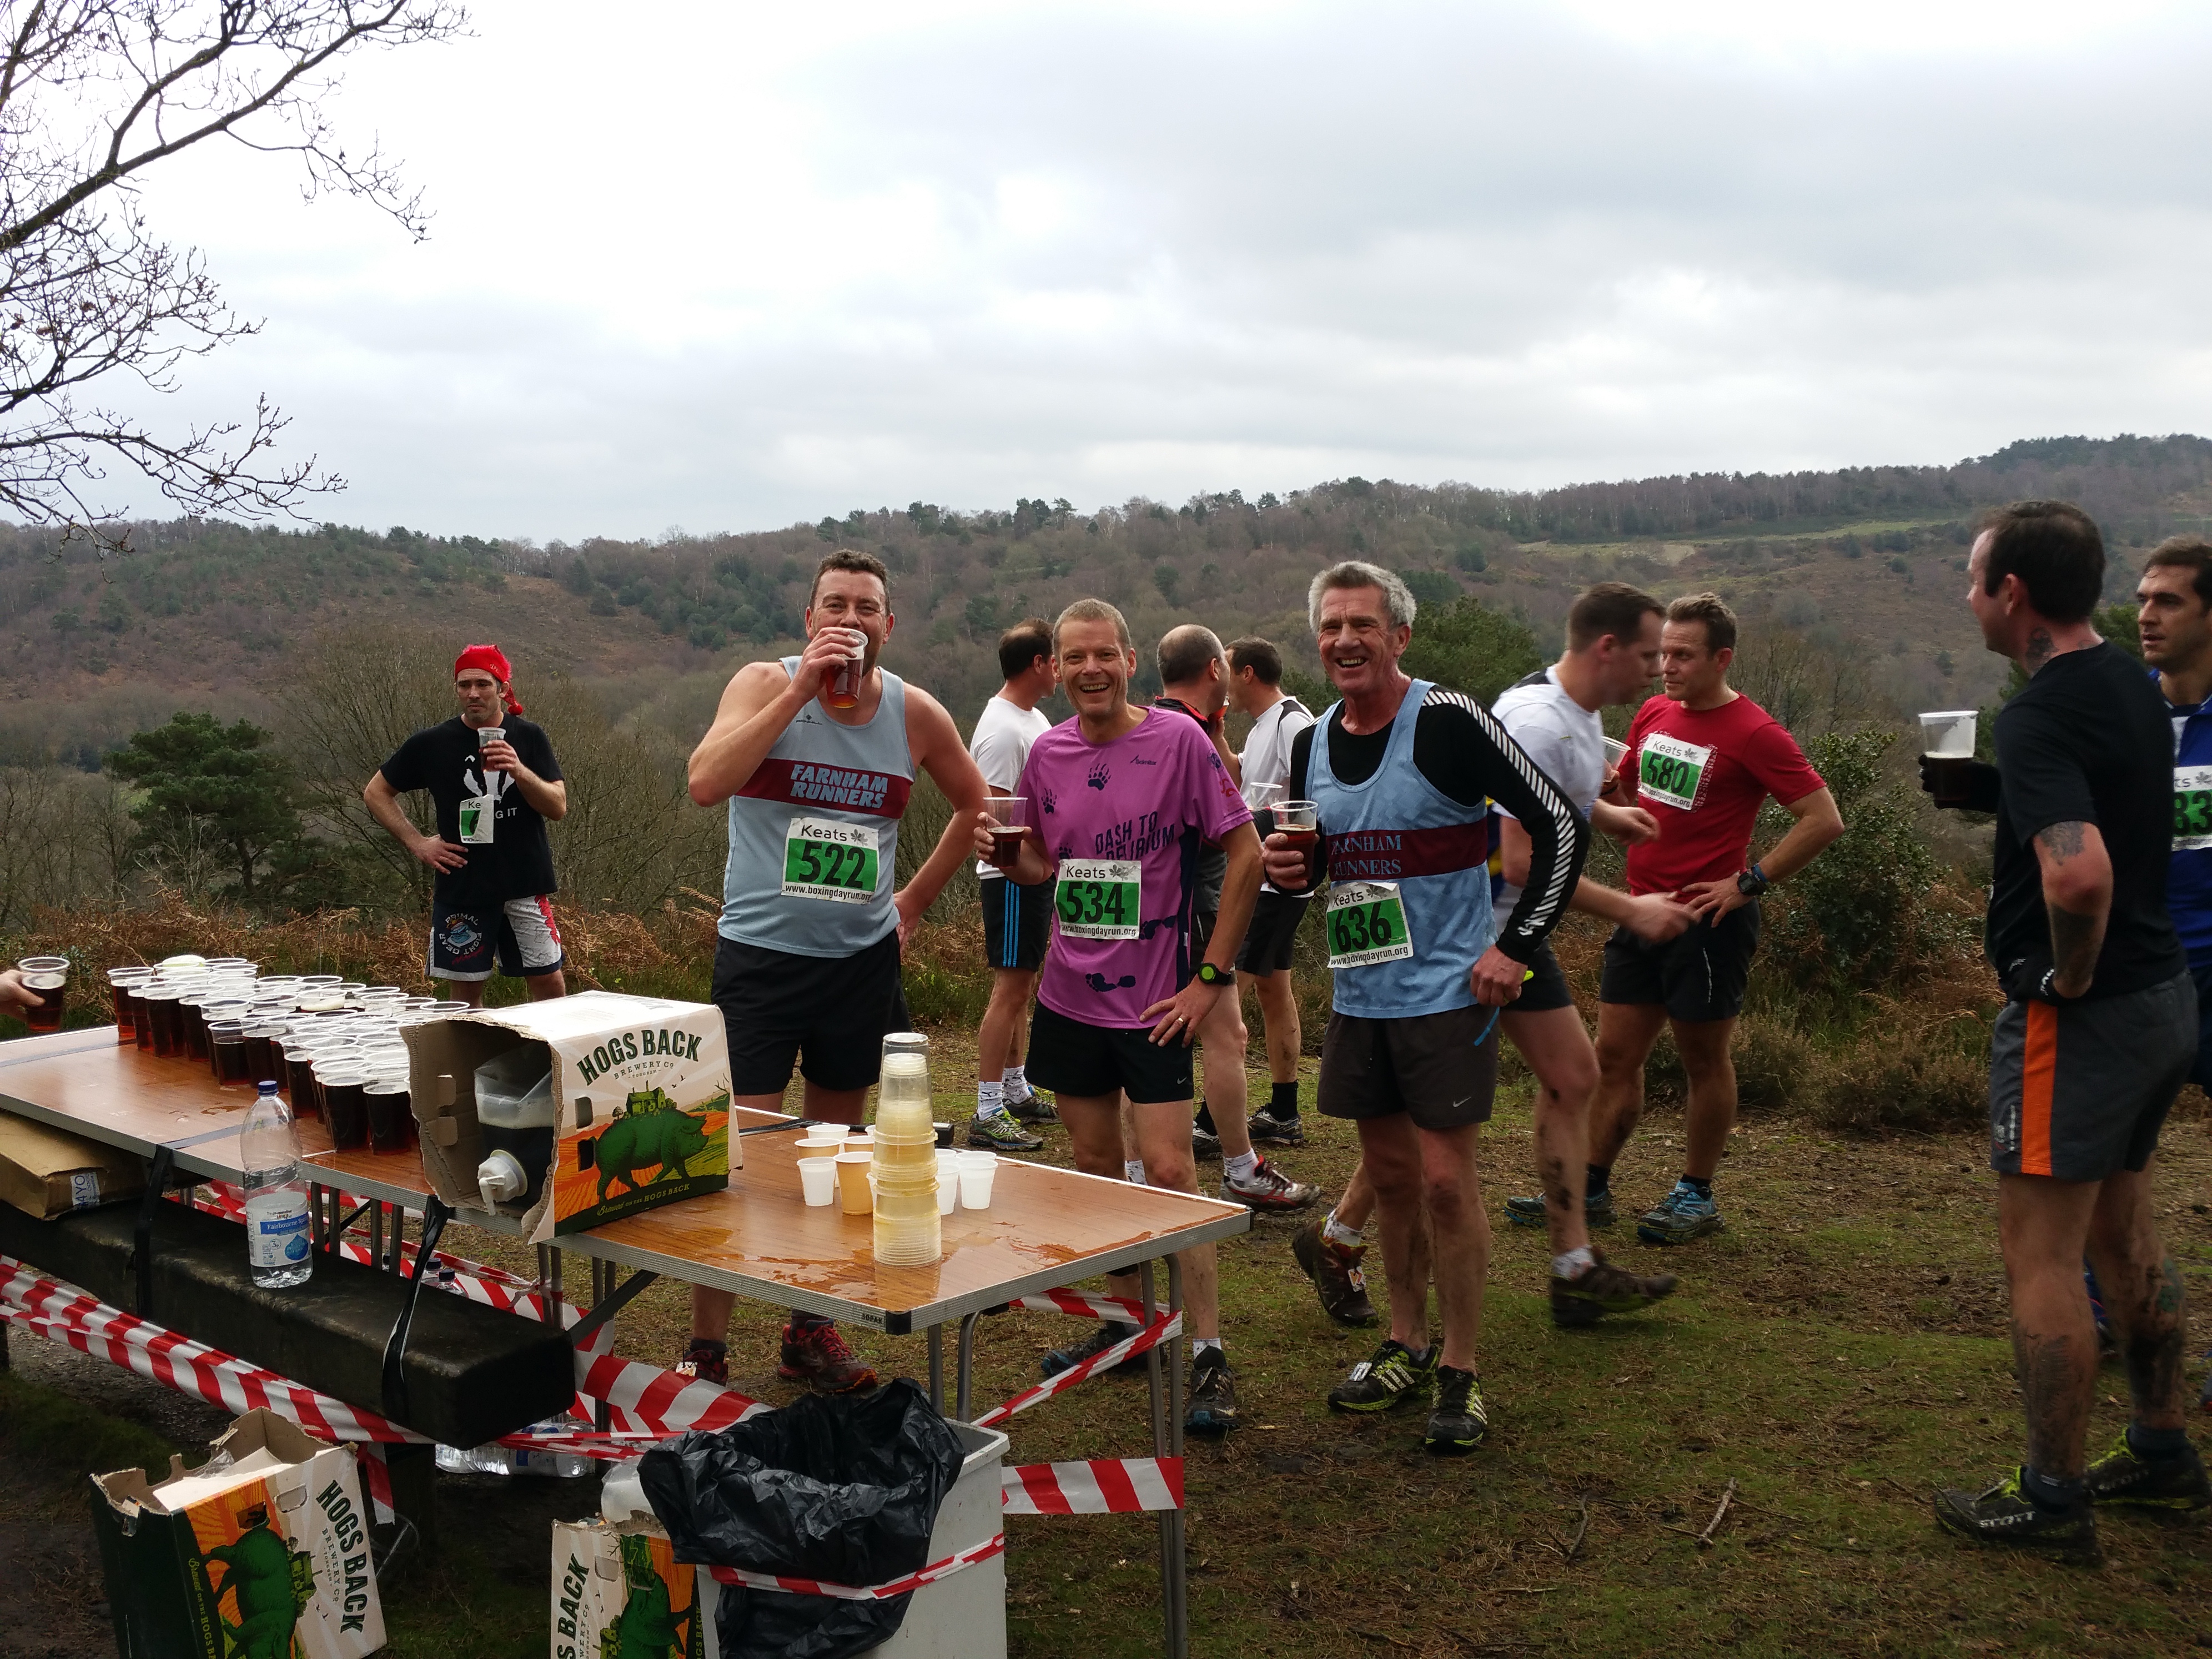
[797,1155,838,1207]
[958,1150,998,1210]
[935,1153,960,1215]
[1918,710,1977,759]
[1601,736,1629,775]
[796,1132,846,1155]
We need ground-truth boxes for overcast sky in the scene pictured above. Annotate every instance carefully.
[116,0,2212,540]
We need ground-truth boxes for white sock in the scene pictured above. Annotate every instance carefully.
[1323,1211,1364,1248]
[976,1080,1007,1120]
[1554,1246,1596,1279]
[1003,1064,1029,1101]
[1124,1159,1147,1185]
[1191,1335,1223,1357]
[1224,1150,1260,1183]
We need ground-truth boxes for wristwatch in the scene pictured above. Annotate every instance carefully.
[1736,862,1769,898]
[1195,962,1235,988]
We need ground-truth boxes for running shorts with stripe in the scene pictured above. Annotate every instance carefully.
[1987,970,2195,1180]
[429,893,564,982]
[981,876,1050,972]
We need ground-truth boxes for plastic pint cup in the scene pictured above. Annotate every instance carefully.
[1602,737,1629,777]
[17,957,66,1032]
[1919,710,1978,808]
[987,799,1029,869]
[798,1155,838,1206]
[835,1149,874,1214]
[1274,799,1320,888]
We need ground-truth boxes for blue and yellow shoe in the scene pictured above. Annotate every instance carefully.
[1636,1180,1725,1246]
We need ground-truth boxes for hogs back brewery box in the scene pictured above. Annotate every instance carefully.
[550,1521,710,1659]
[0,1110,144,1218]
[88,1407,385,1658]
[406,990,733,1244]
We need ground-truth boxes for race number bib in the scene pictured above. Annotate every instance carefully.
[2176,766,2212,851]
[782,817,881,904]
[1325,881,1415,969]
[1638,733,1713,812]
[1055,859,1141,939]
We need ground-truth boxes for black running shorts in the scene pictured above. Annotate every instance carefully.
[981,877,1050,972]
[1318,1004,1500,1131]
[712,929,911,1097]
[1025,1000,1195,1105]
[1598,900,1760,1023]
[1988,971,2195,1181]
[1235,890,1311,977]
[1505,938,1574,1014]
[429,893,565,983]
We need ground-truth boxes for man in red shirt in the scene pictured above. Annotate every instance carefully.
[1586,593,1844,1245]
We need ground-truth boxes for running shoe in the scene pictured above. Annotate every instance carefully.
[967,1112,1044,1153]
[1185,1349,1240,1436]
[673,1338,727,1387]
[1193,1124,1221,1160]
[1008,1088,1059,1125]
[1550,1249,1680,1329]
[777,1320,877,1393]
[1636,1181,1725,1246]
[2083,1433,2212,1511]
[1933,1471,2100,1564]
[1223,1156,1319,1211]
[1504,1189,1616,1230]
[1291,1216,1378,1326]
[1424,1365,1488,1455]
[1328,1338,1437,1413]
[1040,1320,1148,1379]
[1246,1107,1306,1148]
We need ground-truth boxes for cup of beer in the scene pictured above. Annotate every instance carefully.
[1919,710,1978,807]
[834,1148,874,1214]
[823,629,864,710]
[1274,799,1320,888]
[17,957,67,1032]
[987,798,1029,870]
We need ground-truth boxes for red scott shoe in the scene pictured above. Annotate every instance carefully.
[778,1319,878,1393]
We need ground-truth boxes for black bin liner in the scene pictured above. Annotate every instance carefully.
[640,1378,967,1659]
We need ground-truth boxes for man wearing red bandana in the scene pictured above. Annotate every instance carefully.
[363,644,571,1006]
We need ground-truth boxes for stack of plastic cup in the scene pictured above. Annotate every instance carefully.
[869,1032,941,1266]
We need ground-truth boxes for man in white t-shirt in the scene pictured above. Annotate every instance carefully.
[1226,636,1318,1148]
[968,618,1062,1150]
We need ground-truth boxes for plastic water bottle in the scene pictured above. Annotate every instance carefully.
[241,1080,313,1289]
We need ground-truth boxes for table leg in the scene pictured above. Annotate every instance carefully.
[388,1205,406,1274]
[954,1311,982,1421]
[548,1248,564,1325]
[927,1325,944,1411]
[1140,1259,1172,1657]
[1166,1253,1187,1659]
[308,1183,324,1250]
[591,1259,613,1434]
[369,1200,384,1267]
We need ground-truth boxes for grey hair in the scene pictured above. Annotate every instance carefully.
[1308,560,1417,635]
[1053,596,1133,650]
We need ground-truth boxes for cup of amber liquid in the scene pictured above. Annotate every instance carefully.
[17,957,67,1032]
[1274,800,1320,889]
[987,799,1028,870]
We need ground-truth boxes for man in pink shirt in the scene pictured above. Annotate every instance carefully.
[977,597,1263,1435]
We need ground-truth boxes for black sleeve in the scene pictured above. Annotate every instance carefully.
[1995,698,2097,843]
[522,722,564,783]
[1415,693,1589,962]
[379,730,430,793]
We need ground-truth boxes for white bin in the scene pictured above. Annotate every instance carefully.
[700,1418,1010,1658]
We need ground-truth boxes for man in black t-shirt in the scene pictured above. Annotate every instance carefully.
[364,644,570,1007]
[1924,501,2208,1560]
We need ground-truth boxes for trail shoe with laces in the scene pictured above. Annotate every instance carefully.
[1008,1088,1059,1125]
[967,1112,1044,1153]
[1933,1471,2100,1564]
[673,1338,728,1387]
[1193,1124,1221,1160]
[1224,1156,1320,1212]
[1246,1107,1306,1148]
[1040,1320,1148,1379]
[777,1319,877,1393]
[1424,1365,1489,1455]
[1185,1348,1240,1436]
[1636,1180,1725,1246]
[1292,1216,1378,1326]
[1550,1249,1680,1328]
[1505,1189,1616,1230]
[1328,1338,1438,1412]
[2084,1433,2212,1512]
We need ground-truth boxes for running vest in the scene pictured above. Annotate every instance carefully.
[2160,669,2212,963]
[720,659,914,958]
[1310,680,1495,1018]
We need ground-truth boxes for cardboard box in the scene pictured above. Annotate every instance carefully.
[406,990,733,1245]
[89,1407,385,1658]
[0,1110,144,1219]
[551,1520,708,1659]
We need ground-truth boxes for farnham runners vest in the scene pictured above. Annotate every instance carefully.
[1310,679,1495,1018]
[720,658,913,958]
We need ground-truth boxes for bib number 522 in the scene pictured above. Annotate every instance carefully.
[782,817,881,905]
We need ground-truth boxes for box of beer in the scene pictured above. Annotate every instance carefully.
[405,989,734,1245]
[551,1520,712,1659]
[0,1109,143,1218]
[88,1407,385,1659]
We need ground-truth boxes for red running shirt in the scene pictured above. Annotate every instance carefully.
[1619,693,1826,896]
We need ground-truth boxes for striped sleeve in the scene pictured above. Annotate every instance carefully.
[1421,689,1588,961]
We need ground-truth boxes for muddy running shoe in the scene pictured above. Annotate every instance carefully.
[777,1320,877,1393]
[1328,1338,1437,1413]
[1933,1471,2100,1564]
[1008,1088,1058,1125]
[1040,1320,1147,1379]
[1550,1249,1680,1329]
[1224,1156,1319,1212]
[967,1112,1044,1153]
[1185,1349,1240,1436]
[1636,1180,1725,1246]
[1504,1189,1616,1230]
[1424,1365,1489,1455]
[1246,1108,1306,1148]
[1292,1216,1378,1326]
[673,1338,728,1387]
[1193,1123,1221,1160]
[2083,1433,2212,1512]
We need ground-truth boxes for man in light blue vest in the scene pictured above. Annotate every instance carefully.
[679,547,991,1394]
[1264,561,1588,1454]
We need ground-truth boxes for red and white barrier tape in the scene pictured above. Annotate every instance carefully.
[972,1305,1181,1430]
[708,1533,1006,1600]
[1002,1457,1183,1516]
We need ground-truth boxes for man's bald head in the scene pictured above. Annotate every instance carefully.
[1157,624,1226,689]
